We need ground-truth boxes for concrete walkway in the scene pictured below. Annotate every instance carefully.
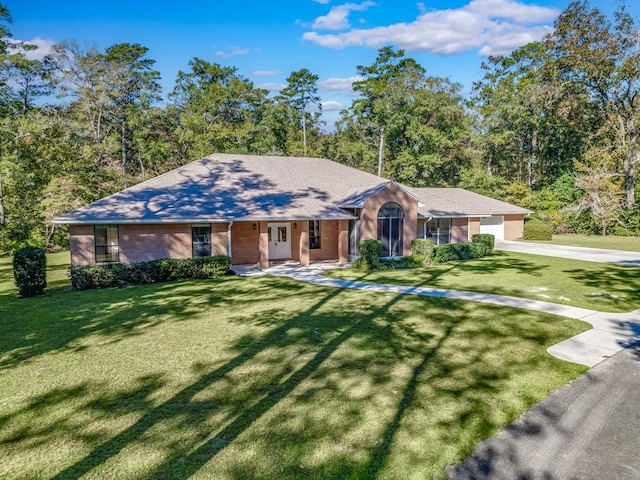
[232,263,640,367]
[234,261,640,479]
[496,240,640,266]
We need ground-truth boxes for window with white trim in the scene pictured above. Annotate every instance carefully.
[95,225,119,263]
[192,224,212,257]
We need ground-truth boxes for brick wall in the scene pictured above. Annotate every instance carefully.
[309,220,339,261]
[212,223,229,255]
[504,214,525,240]
[69,225,95,266]
[361,184,417,256]
[119,224,191,264]
[451,218,469,243]
[468,218,480,238]
[231,222,260,265]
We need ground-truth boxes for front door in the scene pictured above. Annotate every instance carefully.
[268,223,291,259]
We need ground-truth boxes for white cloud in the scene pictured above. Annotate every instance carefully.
[251,70,280,76]
[7,37,56,61]
[258,82,287,91]
[466,0,557,24]
[313,0,331,3]
[214,47,250,58]
[303,0,559,56]
[311,1,375,31]
[321,100,344,111]
[318,76,362,94]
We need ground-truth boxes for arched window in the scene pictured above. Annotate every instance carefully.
[378,202,404,257]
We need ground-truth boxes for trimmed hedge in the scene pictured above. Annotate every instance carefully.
[523,218,553,241]
[433,242,487,263]
[471,233,495,254]
[69,255,231,290]
[354,239,383,270]
[13,246,47,297]
[410,238,435,266]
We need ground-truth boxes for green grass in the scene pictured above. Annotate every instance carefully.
[0,253,588,479]
[325,251,640,313]
[524,233,640,252]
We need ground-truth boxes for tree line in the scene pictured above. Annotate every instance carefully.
[1,0,638,253]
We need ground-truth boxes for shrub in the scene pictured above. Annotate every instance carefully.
[382,257,423,269]
[471,234,495,254]
[356,239,383,270]
[411,238,435,266]
[13,246,47,297]
[69,255,231,290]
[523,218,553,241]
[433,242,487,263]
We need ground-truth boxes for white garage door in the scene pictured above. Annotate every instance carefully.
[480,216,504,240]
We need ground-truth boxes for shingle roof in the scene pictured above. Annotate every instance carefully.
[54,153,389,224]
[53,153,531,224]
[408,187,532,217]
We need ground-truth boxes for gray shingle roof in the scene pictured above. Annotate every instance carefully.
[407,187,532,218]
[53,153,531,224]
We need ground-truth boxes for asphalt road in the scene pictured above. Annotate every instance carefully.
[447,346,640,480]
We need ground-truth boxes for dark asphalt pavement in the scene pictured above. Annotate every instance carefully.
[448,346,640,480]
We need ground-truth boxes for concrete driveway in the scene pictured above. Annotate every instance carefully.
[496,240,640,266]
[447,346,640,480]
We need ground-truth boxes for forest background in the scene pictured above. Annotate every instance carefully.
[1,1,639,253]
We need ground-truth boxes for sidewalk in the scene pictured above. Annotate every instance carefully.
[233,262,640,368]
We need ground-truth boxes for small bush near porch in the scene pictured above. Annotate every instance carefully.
[0,253,587,479]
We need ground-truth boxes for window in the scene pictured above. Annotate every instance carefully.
[95,225,119,263]
[309,220,321,249]
[192,224,212,257]
[425,218,451,244]
[349,219,361,256]
[377,202,404,257]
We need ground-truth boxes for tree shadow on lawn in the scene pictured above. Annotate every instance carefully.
[0,275,585,479]
[0,277,273,370]
[564,264,640,311]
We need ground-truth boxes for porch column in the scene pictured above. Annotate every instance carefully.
[259,221,269,269]
[299,220,310,266]
[338,220,349,263]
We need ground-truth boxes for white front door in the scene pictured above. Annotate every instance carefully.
[268,223,291,259]
[480,216,504,240]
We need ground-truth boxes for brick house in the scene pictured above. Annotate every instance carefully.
[53,153,531,268]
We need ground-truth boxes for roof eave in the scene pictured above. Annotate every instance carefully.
[53,213,358,225]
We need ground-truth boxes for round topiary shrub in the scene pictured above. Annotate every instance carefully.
[356,239,383,270]
[13,246,47,297]
[411,238,435,266]
[523,218,553,241]
[471,233,495,254]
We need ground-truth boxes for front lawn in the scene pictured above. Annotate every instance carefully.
[325,251,640,312]
[525,233,640,252]
[0,254,587,479]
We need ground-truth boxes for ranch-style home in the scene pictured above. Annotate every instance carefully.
[54,153,532,268]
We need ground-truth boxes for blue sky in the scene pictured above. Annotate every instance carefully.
[3,0,634,126]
